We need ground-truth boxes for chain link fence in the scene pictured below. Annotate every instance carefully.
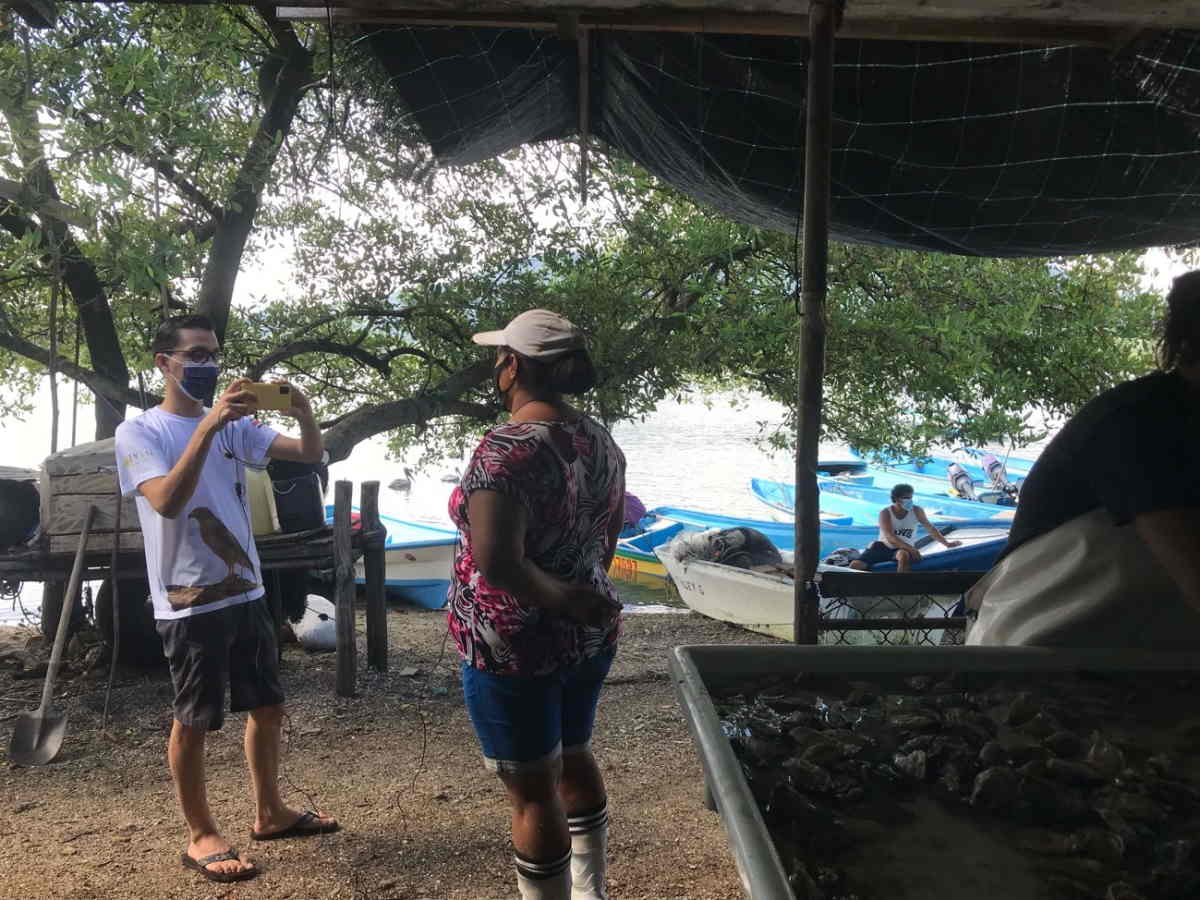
[812,571,979,647]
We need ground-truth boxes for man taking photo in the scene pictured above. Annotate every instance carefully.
[115,314,338,883]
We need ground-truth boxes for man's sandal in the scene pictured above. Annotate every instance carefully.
[250,810,340,841]
[180,849,258,883]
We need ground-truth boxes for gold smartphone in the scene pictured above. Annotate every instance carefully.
[248,382,291,410]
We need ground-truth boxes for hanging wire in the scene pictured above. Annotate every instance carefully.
[70,305,80,447]
[47,241,61,454]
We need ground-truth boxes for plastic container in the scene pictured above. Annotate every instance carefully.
[669,644,1200,900]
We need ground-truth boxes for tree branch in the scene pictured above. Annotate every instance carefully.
[68,109,223,221]
[0,327,156,411]
[322,358,493,462]
[246,338,395,380]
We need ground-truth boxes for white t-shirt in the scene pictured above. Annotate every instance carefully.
[879,506,919,544]
[115,408,278,620]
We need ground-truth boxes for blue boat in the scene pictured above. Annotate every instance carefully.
[751,478,882,524]
[850,448,1032,488]
[962,448,1036,476]
[750,477,1018,524]
[818,477,1018,521]
[647,506,927,559]
[324,506,458,609]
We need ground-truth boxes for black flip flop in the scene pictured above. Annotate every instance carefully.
[180,848,258,883]
[250,810,340,842]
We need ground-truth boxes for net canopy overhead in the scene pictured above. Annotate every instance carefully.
[356,26,1200,256]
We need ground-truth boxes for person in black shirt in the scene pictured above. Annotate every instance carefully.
[968,270,1200,645]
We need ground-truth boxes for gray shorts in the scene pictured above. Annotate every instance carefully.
[156,597,285,731]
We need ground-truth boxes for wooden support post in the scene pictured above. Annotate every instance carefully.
[333,480,356,697]
[361,480,387,672]
[793,0,837,645]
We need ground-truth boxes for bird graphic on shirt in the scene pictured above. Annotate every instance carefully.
[189,507,255,580]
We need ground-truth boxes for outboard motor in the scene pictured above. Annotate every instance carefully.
[981,453,1020,503]
[947,462,978,501]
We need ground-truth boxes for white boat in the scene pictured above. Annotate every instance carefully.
[352,513,459,609]
[656,546,806,640]
[655,523,1004,641]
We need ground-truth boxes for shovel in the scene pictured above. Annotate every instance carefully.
[10,504,96,766]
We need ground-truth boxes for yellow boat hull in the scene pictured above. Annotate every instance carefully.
[608,552,668,584]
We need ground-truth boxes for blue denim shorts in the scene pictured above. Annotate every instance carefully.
[461,648,616,774]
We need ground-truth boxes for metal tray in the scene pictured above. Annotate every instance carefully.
[669,644,1200,900]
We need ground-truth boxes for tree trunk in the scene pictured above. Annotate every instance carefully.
[196,15,313,342]
[1,26,128,440]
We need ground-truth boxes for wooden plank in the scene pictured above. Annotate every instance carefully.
[273,6,1126,45]
[50,531,143,554]
[819,570,986,598]
[360,481,387,672]
[333,480,356,697]
[43,492,139,536]
[793,0,834,646]
[271,0,1199,30]
[45,472,121,494]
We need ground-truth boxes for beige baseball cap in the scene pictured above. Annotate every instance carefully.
[471,309,586,360]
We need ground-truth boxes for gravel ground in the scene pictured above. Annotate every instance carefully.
[0,608,779,899]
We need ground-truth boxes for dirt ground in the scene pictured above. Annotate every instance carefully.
[0,609,779,899]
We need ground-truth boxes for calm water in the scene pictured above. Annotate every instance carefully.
[1,391,1051,623]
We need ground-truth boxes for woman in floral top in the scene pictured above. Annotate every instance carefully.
[449,309,625,900]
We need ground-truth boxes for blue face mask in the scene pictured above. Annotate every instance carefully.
[171,363,220,406]
[900,498,914,511]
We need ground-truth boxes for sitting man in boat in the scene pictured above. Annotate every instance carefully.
[849,483,962,573]
[967,270,1200,647]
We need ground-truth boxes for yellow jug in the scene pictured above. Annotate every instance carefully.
[244,467,281,536]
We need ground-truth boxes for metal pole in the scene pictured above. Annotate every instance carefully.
[793,0,837,644]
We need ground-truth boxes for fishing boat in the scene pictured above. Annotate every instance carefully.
[750,477,1016,523]
[325,506,458,609]
[609,506,858,583]
[818,477,1017,521]
[655,522,1008,640]
[609,518,683,583]
[851,448,1033,488]
[610,501,1010,586]
[858,465,1009,503]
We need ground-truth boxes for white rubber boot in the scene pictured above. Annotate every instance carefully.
[515,849,572,900]
[568,804,609,900]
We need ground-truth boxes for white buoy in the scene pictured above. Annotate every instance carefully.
[294,594,336,652]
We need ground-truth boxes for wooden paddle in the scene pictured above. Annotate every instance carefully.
[9,504,96,766]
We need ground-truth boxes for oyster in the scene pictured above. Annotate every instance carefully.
[893,749,928,782]
[970,766,1020,812]
[1046,758,1107,787]
[783,757,834,794]
[979,740,1008,767]
[1044,731,1086,759]
[1006,691,1042,727]
[1104,883,1147,900]
[1087,733,1126,779]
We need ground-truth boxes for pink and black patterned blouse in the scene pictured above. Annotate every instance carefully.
[447,416,625,676]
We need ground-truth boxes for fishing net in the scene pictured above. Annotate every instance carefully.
[351,26,1200,256]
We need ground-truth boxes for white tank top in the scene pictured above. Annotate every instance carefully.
[880,506,918,543]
